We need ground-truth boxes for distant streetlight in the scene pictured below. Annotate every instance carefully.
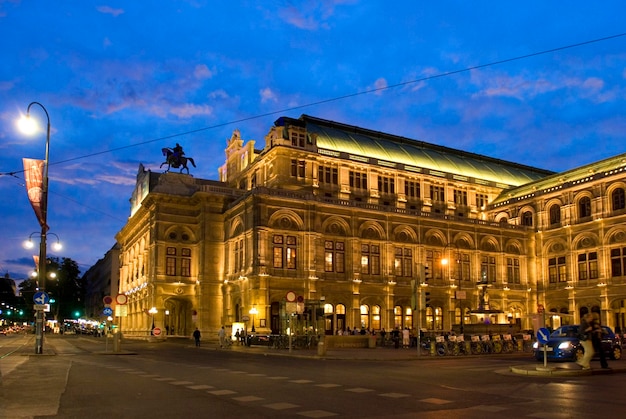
[249,306,258,332]
[149,307,158,334]
[18,102,51,355]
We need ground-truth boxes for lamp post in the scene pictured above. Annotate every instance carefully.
[18,102,51,355]
[442,243,463,334]
[249,306,258,333]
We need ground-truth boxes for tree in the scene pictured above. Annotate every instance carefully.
[44,257,84,321]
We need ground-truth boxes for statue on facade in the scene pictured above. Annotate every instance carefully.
[161,143,196,174]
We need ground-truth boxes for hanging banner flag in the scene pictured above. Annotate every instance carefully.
[22,158,48,231]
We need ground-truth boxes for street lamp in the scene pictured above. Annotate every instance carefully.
[18,102,51,355]
[249,306,258,332]
[149,307,158,334]
[24,232,62,252]
[442,243,464,334]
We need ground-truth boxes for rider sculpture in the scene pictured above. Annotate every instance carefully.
[161,143,196,174]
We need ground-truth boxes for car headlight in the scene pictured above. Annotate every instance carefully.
[558,341,574,350]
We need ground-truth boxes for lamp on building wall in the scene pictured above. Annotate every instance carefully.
[249,306,258,332]
[442,242,464,334]
[17,102,52,355]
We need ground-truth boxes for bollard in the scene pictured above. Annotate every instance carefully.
[113,331,122,353]
[317,340,327,356]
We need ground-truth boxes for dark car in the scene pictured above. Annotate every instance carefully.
[533,325,622,361]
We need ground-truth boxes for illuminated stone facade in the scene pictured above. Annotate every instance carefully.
[116,115,626,337]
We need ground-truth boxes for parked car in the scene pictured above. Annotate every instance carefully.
[533,325,622,361]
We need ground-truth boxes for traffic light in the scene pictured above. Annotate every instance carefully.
[419,264,431,284]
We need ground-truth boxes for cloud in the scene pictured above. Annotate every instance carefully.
[260,87,278,103]
[96,6,124,17]
[372,78,388,95]
[168,103,214,118]
[276,1,355,30]
[194,64,214,80]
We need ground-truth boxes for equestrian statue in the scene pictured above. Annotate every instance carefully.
[161,143,196,174]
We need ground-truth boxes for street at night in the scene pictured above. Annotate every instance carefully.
[2,334,626,418]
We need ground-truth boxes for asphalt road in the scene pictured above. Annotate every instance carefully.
[2,334,626,418]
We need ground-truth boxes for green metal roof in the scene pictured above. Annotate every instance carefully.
[490,152,626,206]
[298,115,554,187]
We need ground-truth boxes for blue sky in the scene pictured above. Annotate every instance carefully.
[1,1,625,282]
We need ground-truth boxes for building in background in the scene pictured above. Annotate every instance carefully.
[115,115,626,338]
[82,244,120,320]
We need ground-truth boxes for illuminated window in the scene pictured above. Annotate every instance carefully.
[360,305,369,329]
[273,235,297,269]
[394,247,412,277]
[324,241,345,273]
[361,244,380,275]
[371,305,381,330]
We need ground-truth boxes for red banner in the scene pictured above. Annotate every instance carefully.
[22,158,48,231]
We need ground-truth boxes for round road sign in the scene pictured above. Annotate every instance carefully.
[152,327,162,336]
[286,291,296,302]
[115,294,128,305]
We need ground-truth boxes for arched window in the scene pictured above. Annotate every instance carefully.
[404,307,413,329]
[521,211,533,226]
[371,305,381,331]
[394,305,402,328]
[549,204,561,225]
[612,188,626,211]
[578,196,591,218]
[360,305,370,329]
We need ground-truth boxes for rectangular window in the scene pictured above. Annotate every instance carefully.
[507,258,520,284]
[166,247,176,276]
[273,235,297,269]
[290,160,305,178]
[426,250,443,280]
[361,244,380,275]
[325,241,345,273]
[405,180,420,199]
[549,256,567,283]
[480,256,496,283]
[318,165,338,185]
[430,185,445,202]
[454,189,468,206]
[349,171,367,190]
[476,193,488,208]
[290,131,306,147]
[181,258,191,277]
[611,247,626,277]
[394,248,413,277]
[378,175,395,194]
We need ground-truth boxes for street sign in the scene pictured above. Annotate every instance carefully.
[153,327,162,336]
[103,307,114,316]
[103,295,113,305]
[115,294,128,305]
[286,291,296,302]
[33,291,49,305]
[537,327,550,344]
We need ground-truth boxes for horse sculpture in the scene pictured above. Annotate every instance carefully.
[160,147,196,174]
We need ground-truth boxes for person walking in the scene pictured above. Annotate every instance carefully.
[218,326,226,348]
[591,312,609,369]
[576,313,595,370]
[192,328,201,347]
